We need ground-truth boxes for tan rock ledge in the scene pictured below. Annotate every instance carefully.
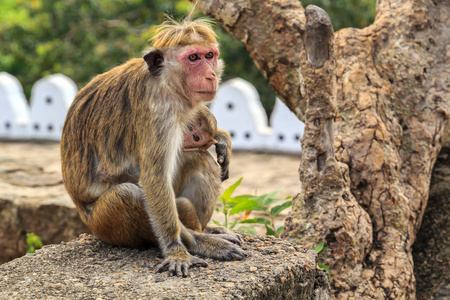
[0,234,330,299]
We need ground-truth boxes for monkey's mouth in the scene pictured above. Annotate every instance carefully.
[196,90,217,94]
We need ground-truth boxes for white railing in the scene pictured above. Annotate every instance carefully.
[0,72,304,153]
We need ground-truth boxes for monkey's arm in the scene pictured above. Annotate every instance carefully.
[214,128,232,181]
[139,148,207,276]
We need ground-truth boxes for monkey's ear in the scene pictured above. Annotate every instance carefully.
[143,50,164,76]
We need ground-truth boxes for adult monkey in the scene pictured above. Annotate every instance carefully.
[61,16,244,277]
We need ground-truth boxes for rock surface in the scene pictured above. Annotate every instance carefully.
[0,141,301,263]
[0,233,329,299]
[0,143,90,263]
[413,147,450,300]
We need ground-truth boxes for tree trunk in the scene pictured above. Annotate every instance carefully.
[195,0,450,299]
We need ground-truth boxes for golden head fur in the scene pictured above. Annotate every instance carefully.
[150,15,218,49]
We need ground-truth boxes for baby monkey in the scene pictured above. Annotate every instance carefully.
[176,105,231,234]
[182,105,229,176]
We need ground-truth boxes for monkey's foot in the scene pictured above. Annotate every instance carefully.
[192,233,245,261]
[156,243,208,277]
[203,226,243,245]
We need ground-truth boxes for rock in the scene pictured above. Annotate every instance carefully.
[0,234,329,299]
[0,149,90,264]
[413,147,450,300]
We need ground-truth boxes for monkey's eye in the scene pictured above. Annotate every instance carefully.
[205,52,214,59]
[188,54,199,62]
[193,134,200,142]
[188,124,194,131]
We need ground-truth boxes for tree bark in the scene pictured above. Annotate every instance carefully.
[195,0,450,299]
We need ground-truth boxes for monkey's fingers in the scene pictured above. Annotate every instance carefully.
[191,255,208,268]
[221,169,229,182]
[171,261,187,277]
[212,233,242,246]
[156,258,189,277]
[219,245,246,261]
[155,255,208,277]
[155,259,171,273]
[203,227,243,246]
[203,227,243,245]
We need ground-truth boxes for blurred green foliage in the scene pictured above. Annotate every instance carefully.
[0,0,375,114]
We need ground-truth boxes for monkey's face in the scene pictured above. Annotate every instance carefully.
[177,45,221,106]
[143,44,223,108]
[183,117,217,152]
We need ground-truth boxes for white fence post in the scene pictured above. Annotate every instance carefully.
[210,78,272,151]
[28,74,77,141]
[0,72,30,139]
[269,98,305,154]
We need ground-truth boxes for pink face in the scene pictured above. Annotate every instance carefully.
[177,46,220,106]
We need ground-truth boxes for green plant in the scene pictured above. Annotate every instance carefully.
[313,241,331,278]
[26,233,43,253]
[214,177,292,237]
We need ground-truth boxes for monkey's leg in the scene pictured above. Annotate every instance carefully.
[84,183,156,248]
[176,197,202,233]
[180,156,242,243]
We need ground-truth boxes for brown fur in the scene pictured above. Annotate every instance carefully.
[61,17,243,277]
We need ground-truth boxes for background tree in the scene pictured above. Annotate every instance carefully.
[0,0,374,116]
[193,0,449,299]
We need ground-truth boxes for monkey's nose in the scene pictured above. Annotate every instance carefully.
[206,71,216,81]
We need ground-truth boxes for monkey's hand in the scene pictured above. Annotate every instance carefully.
[214,129,232,182]
[156,242,208,277]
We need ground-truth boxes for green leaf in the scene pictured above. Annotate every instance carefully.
[237,225,257,235]
[215,207,220,212]
[26,233,43,254]
[313,241,325,254]
[265,224,276,236]
[229,218,239,230]
[229,199,259,215]
[212,220,222,227]
[276,226,285,235]
[221,177,243,200]
[318,264,331,278]
[249,205,270,212]
[240,218,271,225]
[261,189,283,205]
[270,201,292,216]
[229,194,258,203]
